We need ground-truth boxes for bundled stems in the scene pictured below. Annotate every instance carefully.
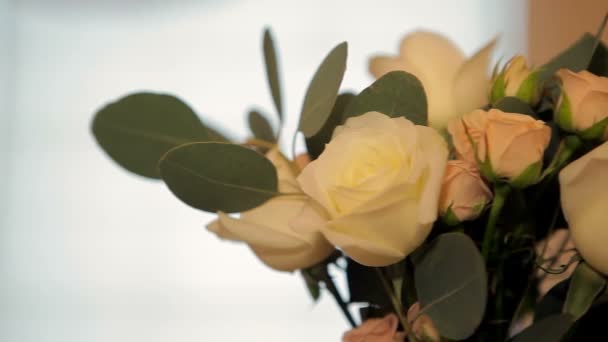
[481,183,511,261]
[321,269,357,328]
[375,268,411,335]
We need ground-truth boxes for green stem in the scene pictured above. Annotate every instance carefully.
[375,268,411,334]
[482,183,511,261]
[321,270,357,328]
[539,136,583,185]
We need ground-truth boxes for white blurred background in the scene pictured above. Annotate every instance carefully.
[0,0,526,341]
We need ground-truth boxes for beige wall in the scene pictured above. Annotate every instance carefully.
[529,0,608,65]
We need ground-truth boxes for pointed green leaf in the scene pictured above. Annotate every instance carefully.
[301,269,321,302]
[563,262,607,320]
[493,97,535,117]
[248,110,276,143]
[540,13,606,83]
[159,142,278,213]
[305,92,354,159]
[205,125,230,143]
[92,92,226,179]
[263,28,284,120]
[588,40,608,77]
[342,71,427,125]
[414,233,487,340]
[298,42,348,138]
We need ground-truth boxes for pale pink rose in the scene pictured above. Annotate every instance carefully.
[555,69,608,140]
[342,314,405,342]
[447,109,489,165]
[439,160,493,223]
[448,109,551,186]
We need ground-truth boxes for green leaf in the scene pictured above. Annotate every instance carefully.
[540,34,602,82]
[159,142,278,213]
[493,96,536,116]
[248,110,276,142]
[305,92,354,159]
[263,28,284,121]
[342,71,427,125]
[588,40,608,77]
[298,42,348,138]
[580,117,608,140]
[414,233,487,340]
[512,314,574,342]
[346,258,390,307]
[301,269,321,302]
[92,92,225,179]
[541,15,607,82]
[563,262,607,320]
[205,125,230,143]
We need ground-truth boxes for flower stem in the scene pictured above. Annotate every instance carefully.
[375,268,411,334]
[482,183,511,261]
[321,269,357,328]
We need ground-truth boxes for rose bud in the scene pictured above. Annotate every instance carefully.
[490,55,541,106]
[439,160,493,225]
[555,69,608,141]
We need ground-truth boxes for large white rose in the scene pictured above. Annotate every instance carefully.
[207,148,334,272]
[369,31,496,130]
[291,112,448,266]
[559,141,608,275]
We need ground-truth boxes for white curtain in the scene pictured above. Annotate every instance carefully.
[0,1,526,341]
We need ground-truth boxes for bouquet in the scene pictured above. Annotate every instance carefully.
[90,16,608,341]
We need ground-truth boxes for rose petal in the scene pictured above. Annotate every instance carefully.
[399,31,465,129]
[369,55,411,79]
[452,37,497,120]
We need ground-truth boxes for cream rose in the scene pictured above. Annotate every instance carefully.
[448,109,551,187]
[207,148,334,272]
[369,31,496,130]
[490,55,541,106]
[555,69,608,140]
[559,141,608,275]
[439,160,493,224]
[342,314,405,342]
[291,112,448,267]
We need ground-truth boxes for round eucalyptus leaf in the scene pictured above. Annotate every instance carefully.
[92,92,220,179]
[159,142,278,213]
[342,71,427,125]
[414,232,487,340]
